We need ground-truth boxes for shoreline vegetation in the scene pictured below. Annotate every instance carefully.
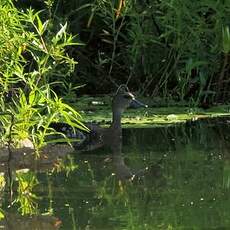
[0,1,86,150]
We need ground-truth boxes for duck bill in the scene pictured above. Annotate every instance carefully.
[130,99,148,108]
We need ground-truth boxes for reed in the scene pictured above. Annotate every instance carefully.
[40,0,230,104]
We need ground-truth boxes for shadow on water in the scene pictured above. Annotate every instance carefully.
[0,117,230,229]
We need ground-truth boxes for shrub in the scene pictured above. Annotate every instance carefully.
[0,0,86,150]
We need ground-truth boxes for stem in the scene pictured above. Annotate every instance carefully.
[217,53,229,101]
[0,112,15,204]
[108,13,125,83]
[31,21,48,53]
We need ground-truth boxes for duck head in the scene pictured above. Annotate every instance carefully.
[112,85,147,114]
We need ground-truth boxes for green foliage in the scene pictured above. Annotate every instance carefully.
[1,0,229,149]
[0,209,4,220]
[0,0,86,149]
[43,0,230,104]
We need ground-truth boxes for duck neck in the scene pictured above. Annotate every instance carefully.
[111,110,122,129]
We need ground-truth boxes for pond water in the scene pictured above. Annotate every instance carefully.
[1,118,230,229]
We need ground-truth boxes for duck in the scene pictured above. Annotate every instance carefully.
[50,85,147,152]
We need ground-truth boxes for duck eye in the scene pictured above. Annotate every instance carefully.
[123,94,132,99]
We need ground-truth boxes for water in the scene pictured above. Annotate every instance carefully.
[1,118,230,229]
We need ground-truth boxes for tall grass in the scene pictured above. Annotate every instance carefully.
[39,0,230,104]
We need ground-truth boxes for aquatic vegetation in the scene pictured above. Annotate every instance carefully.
[73,95,230,127]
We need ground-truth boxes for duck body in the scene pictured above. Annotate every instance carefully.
[49,122,104,151]
[50,119,122,153]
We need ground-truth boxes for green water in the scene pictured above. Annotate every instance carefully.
[1,118,230,229]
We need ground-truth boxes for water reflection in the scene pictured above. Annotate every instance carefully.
[0,212,61,230]
[0,117,230,229]
[0,144,73,230]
